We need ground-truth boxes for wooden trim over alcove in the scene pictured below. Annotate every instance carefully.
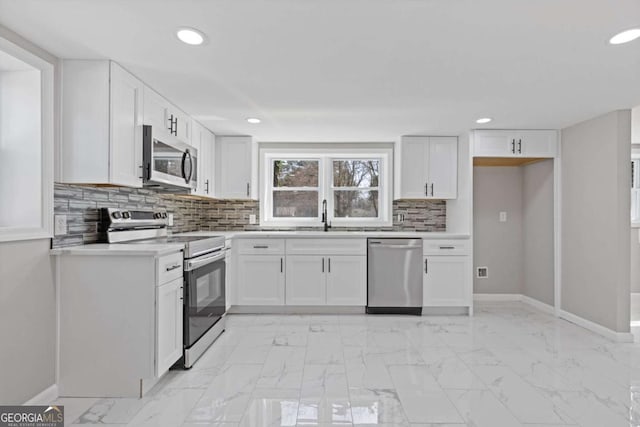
[473,157,548,167]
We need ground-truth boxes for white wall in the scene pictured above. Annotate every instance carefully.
[473,166,524,294]
[522,159,555,306]
[0,239,56,403]
[0,69,42,228]
[561,110,631,333]
[0,24,57,404]
[631,229,640,293]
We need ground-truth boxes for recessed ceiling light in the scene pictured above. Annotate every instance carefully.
[246,118,261,124]
[609,28,640,45]
[176,28,206,45]
[476,117,492,124]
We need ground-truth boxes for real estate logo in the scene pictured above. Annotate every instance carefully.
[0,405,64,427]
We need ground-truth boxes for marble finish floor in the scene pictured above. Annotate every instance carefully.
[57,302,640,427]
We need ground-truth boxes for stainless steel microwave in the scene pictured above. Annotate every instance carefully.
[142,125,197,192]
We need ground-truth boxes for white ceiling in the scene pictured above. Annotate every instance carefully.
[0,0,639,141]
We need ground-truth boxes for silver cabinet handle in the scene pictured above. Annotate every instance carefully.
[518,139,522,154]
[205,179,209,194]
[430,183,434,197]
[328,257,331,273]
[322,257,325,273]
[425,183,428,196]
[439,246,455,250]
[253,245,269,249]
[166,264,181,272]
[246,183,250,197]
[424,258,428,274]
[280,257,283,273]
[511,139,515,154]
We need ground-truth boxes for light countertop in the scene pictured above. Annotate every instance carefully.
[51,231,470,256]
[50,243,185,256]
[178,230,470,239]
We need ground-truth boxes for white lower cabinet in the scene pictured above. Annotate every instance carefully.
[237,254,285,305]
[423,255,471,307]
[286,255,326,305]
[326,256,366,305]
[286,255,366,306]
[156,277,183,376]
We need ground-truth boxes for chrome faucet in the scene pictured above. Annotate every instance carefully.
[321,199,331,232]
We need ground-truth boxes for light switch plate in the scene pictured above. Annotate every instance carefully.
[249,214,257,225]
[499,211,507,222]
[54,215,67,235]
[168,213,174,226]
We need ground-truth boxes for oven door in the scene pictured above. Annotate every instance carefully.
[184,251,226,348]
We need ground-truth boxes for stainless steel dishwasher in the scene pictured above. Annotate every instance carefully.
[367,238,423,315]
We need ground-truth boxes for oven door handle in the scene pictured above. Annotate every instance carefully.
[184,252,225,271]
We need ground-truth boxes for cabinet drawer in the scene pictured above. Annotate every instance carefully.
[286,238,366,255]
[157,251,183,285]
[423,239,470,256]
[237,238,285,255]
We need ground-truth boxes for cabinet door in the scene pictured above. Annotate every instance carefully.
[191,121,206,196]
[518,130,557,158]
[172,108,191,145]
[237,255,285,305]
[286,255,326,305]
[143,86,171,136]
[156,278,183,376]
[400,136,428,198]
[216,136,253,199]
[423,256,471,307]
[326,256,366,305]
[427,137,457,199]
[201,129,215,197]
[473,131,519,157]
[109,63,144,187]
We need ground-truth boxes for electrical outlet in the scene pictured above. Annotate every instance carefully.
[477,267,489,278]
[54,215,67,235]
[499,211,507,222]
[168,213,174,226]
[249,214,257,225]
[396,213,405,223]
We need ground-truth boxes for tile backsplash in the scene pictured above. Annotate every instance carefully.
[52,183,446,247]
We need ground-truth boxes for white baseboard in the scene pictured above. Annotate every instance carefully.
[473,293,522,302]
[558,310,634,343]
[520,295,555,315]
[24,384,58,405]
[474,293,632,342]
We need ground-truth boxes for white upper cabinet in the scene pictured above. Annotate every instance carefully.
[143,86,171,137]
[191,120,215,198]
[60,60,144,187]
[473,130,557,158]
[110,63,144,187]
[398,136,458,199]
[215,136,256,199]
[142,87,191,145]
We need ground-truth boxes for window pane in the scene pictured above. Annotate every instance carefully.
[273,160,318,187]
[334,190,379,218]
[333,160,379,188]
[273,191,319,217]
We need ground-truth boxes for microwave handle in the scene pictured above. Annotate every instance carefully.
[181,149,193,183]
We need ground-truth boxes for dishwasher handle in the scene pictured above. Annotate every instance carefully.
[370,244,422,249]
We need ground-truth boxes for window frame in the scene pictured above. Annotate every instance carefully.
[260,147,392,227]
[0,35,54,242]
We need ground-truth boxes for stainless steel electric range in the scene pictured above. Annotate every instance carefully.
[102,208,226,368]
